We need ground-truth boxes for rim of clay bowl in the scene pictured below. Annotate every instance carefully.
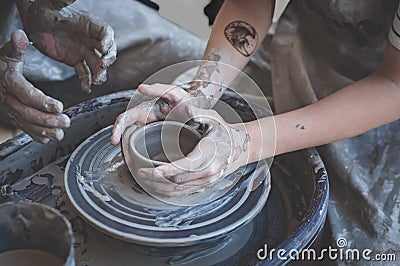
[128,121,202,165]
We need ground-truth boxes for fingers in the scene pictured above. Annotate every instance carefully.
[4,96,70,143]
[97,25,115,55]
[138,84,188,103]
[111,112,133,145]
[61,13,116,90]
[139,156,202,179]
[137,171,206,197]
[20,120,64,143]
[4,73,64,114]
[75,34,116,89]
[10,109,65,143]
[10,30,29,58]
[110,83,190,145]
[138,139,215,180]
[85,51,106,85]
[0,30,29,61]
[146,180,204,197]
[74,61,92,93]
[111,101,161,145]
[100,39,117,67]
[111,111,141,145]
[186,106,222,127]
[137,161,223,197]
[100,40,117,69]
[79,40,116,87]
[170,169,222,185]
[5,95,70,129]
[1,31,64,114]
[180,175,221,187]
[83,17,116,65]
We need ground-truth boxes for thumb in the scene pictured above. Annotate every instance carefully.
[0,30,29,60]
[138,84,188,103]
[11,30,29,56]
[186,105,221,126]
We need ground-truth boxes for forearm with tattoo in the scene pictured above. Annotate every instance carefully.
[187,18,259,108]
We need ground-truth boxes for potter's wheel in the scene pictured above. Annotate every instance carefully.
[65,126,271,246]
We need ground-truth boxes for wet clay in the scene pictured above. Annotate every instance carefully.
[0,91,329,265]
[0,249,64,266]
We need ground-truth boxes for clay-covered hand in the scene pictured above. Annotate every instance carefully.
[25,0,117,92]
[0,30,70,143]
[110,83,193,145]
[137,106,251,196]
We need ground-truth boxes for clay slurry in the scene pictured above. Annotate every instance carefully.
[0,249,64,266]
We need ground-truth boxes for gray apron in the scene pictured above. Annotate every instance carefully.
[269,0,400,264]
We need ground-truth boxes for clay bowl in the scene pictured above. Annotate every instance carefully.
[128,121,201,178]
[0,202,75,266]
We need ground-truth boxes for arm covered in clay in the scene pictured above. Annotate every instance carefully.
[143,43,400,196]
[188,0,274,100]
[110,0,274,144]
[115,1,400,197]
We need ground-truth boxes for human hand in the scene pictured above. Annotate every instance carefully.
[0,30,70,143]
[110,83,192,145]
[137,106,251,196]
[26,0,117,92]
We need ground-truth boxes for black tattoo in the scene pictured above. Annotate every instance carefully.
[224,21,258,57]
[295,124,306,130]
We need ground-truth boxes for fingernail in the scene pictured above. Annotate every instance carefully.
[48,98,63,113]
[138,84,150,92]
[59,114,71,127]
[110,136,117,145]
[82,86,92,94]
[93,70,107,85]
[55,129,64,141]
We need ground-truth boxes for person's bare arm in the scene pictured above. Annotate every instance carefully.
[189,0,274,100]
[146,43,400,196]
[111,0,274,144]
[245,43,400,162]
